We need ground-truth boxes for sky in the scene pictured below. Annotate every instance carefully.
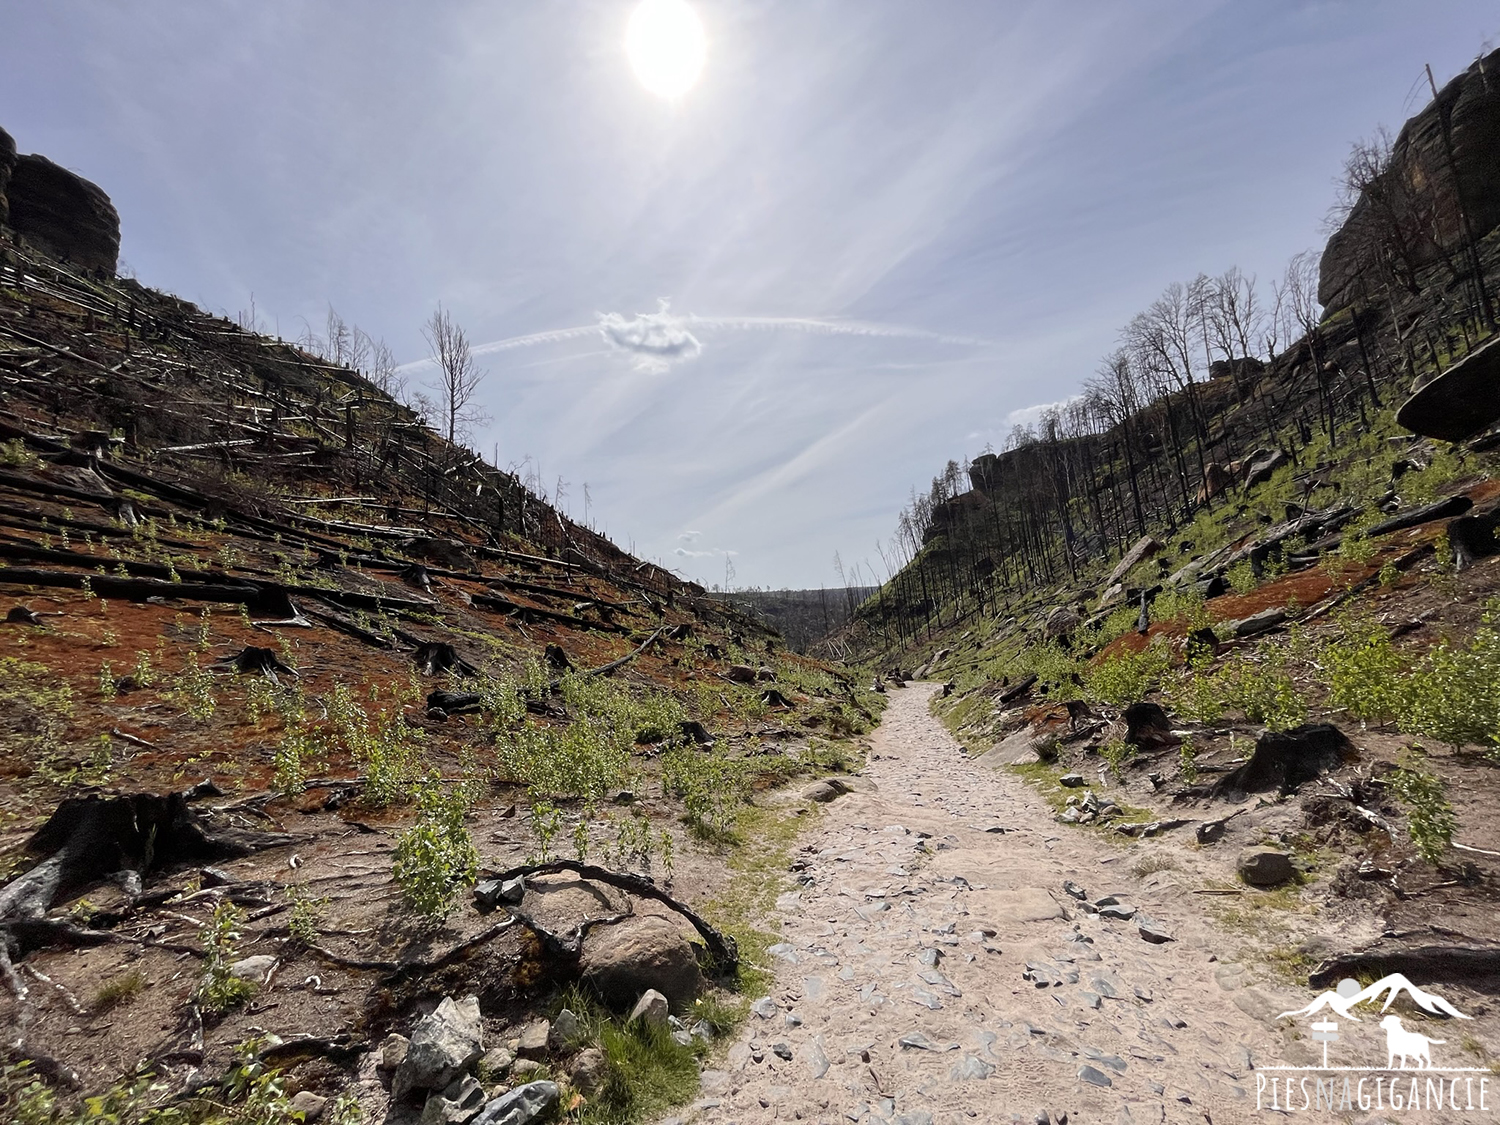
[3,2,1496,589]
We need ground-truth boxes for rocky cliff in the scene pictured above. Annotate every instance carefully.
[0,125,120,274]
[1319,46,1500,314]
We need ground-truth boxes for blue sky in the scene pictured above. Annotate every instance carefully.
[4,2,1496,587]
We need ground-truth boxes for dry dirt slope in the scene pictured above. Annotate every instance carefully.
[0,230,885,1121]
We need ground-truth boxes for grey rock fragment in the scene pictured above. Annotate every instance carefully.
[628,989,670,1027]
[394,995,485,1102]
[569,1047,607,1093]
[516,1019,550,1060]
[949,1054,995,1079]
[472,1081,560,1125]
[380,1033,410,1071]
[548,1009,580,1050]
[288,1091,328,1120]
[420,1075,485,1125]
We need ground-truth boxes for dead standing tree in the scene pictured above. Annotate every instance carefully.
[423,304,486,448]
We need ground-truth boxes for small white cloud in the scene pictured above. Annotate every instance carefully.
[673,544,736,559]
[1005,395,1080,429]
[677,529,701,543]
[598,300,702,373]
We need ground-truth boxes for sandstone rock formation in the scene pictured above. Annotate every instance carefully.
[0,128,120,274]
[0,126,15,227]
[1319,46,1500,315]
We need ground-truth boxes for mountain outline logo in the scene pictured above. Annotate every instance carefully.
[1257,972,1494,1112]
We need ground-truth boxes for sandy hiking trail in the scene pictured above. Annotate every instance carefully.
[693,682,1287,1125]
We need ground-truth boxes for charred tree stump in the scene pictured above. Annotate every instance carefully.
[1211,724,1356,799]
[0,791,297,929]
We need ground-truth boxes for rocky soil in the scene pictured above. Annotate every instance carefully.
[697,684,1500,1125]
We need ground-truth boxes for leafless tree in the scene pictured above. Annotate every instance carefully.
[423,304,487,445]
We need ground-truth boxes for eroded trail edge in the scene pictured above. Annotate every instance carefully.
[700,683,1275,1125]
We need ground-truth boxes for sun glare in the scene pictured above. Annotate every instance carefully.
[626,0,706,99]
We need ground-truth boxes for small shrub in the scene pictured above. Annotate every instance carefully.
[497,717,630,800]
[197,902,255,1015]
[1152,585,1211,631]
[529,798,562,863]
[356,707,427,806]
[1323,616,1405,727]
[1386,752,1454,865]
[174,659,218,723]
[0,438,40,469]
[1337,533,1375,566]
[393,781,479,919]
[1100,738,1135,779]
[1217,650,1306,731]
[1084,642,1171,708]
[1162,663,1225,724]
[0,658,74,758]
[661,746,750,838]
[286,885,328,945]
[1178,736,1199,783]
[1399,612,1500,751]
[1026,641,1083,695]
[1226,560,1257,595]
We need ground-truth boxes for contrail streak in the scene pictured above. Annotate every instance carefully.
[396,313,986,372]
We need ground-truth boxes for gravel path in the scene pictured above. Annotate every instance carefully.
[695,683,1283,1125]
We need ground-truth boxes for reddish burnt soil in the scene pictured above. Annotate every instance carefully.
[0,241,876,1113]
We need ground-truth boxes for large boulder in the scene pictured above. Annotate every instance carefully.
[6,152,120,274]
[1239,848,1297,887]
[580,914,703,1012]
[1399,340,1500,442]
[1121,702,1179,749]
[1106,536,1161,587]
[393,995,485,1102]
[1043,604,1082,640]
[1241,449,1288,490]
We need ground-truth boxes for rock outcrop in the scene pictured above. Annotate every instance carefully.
[1319,46,1500,314]
[0,130,120,274]
[0,127,15,227]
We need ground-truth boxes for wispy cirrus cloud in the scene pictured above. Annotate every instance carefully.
[396,302,987,375]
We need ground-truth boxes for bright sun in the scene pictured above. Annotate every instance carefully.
[626,0,706,99]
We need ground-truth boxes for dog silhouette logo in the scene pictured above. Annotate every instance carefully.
[1378,1014,1444,1069]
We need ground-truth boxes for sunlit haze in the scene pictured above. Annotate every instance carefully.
[626,0,707,99]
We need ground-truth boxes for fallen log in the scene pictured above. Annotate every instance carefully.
[1308,944,1500,989]
[1363,494,1473,538]
[476,858,737,974]
[568,627,667,683]
[997,674,1038,707]
[0,566,275,610]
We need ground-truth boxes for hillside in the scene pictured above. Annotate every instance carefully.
[727,586,876,655]
[842,48,1500,1015]
[0,128,883,1124]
